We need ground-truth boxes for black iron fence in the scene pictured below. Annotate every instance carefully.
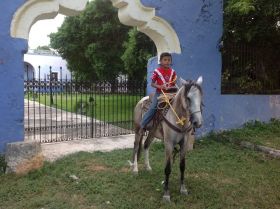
[24,78,146,143]
[221,42,280,94]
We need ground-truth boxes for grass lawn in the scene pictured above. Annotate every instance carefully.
[211,119,280,150]
[1,120,280,209]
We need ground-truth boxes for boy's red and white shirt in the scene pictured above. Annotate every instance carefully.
[151,67,176,93]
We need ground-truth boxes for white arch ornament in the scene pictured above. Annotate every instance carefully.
[111,0,181,55]
[11,0,181,55]
[10,0,88,40]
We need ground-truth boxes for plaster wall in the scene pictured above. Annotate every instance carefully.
[0,0,27,152]
[142,0,280,134]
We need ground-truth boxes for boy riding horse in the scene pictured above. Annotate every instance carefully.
[140,52,177,133]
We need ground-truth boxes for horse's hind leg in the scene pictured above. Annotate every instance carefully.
[143,132,155,171]
[179,138,189,195]
[131,129,144,173]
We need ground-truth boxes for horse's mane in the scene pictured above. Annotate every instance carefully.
[174,80,203,103]
[183,80,203,95]
[171,80,203,112]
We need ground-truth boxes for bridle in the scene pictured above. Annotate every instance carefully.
[162,83,203,133]
[186,83,203,121]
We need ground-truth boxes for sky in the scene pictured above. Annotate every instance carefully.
[28,14,65,49]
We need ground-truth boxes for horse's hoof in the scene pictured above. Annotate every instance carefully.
[162,195,171,202]
[132,169,138,175]
[180,188,188,195]
[145,166,152,171]
[180,185,189,195]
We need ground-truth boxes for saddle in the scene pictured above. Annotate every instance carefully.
[142,89,177,130]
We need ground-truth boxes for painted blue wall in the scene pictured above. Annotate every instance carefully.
[141,0,280,135]
[0,0,27,152]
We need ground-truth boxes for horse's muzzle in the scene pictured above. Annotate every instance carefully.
[193,121,202,128]
[190,114,203,128]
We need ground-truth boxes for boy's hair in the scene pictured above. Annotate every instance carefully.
[160,52,172,61]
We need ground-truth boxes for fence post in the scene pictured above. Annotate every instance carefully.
[49,66,54,106]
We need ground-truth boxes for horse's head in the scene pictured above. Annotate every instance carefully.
[180,76,203,128]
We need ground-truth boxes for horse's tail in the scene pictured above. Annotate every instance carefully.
[130,96,148,169]
[133,96,148,125]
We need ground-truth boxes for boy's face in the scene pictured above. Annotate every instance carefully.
[160,56,172,69]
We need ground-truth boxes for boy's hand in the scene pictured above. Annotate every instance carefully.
[161,84,170,90]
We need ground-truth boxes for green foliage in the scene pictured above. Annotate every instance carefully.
[223,0,280,44]
[121,28,156,81]
[0,154,7,174]
[222,0,280,94]
[50,0,130,81]
[225,0,256,15]
[36,45,51,51]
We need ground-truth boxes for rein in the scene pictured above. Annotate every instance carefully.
[160,89,187,126]
[190,110,202,115]
[159,82,202,134]
[162,116,193,133]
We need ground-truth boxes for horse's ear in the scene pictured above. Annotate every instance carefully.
[196,76,203,85]
[178,77,187,87]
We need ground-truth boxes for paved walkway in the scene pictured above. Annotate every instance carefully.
[41,134,135,162]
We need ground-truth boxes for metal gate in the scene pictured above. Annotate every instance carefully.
[221,42,280,94]
[24,78,146,143]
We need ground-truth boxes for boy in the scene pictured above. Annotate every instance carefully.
[140,52,177,131]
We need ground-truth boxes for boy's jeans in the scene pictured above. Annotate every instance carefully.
[140,91,161,129]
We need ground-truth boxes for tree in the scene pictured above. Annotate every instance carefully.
[121,28,156,81]
[49,0,129,81]
[223,0,280,45]
[222,0,280,93]
[36,45,51,51]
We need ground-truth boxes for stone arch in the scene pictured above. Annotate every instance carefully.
[111,0,181,54]
[10,0,181,55]
[10,0,88,40]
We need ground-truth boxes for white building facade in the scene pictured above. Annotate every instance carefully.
[24,49,72,81]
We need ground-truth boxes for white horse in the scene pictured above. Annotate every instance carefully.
[130,76,203,202]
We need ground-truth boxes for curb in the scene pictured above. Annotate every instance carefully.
[240,141,280,159]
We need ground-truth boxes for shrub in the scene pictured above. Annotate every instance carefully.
[0,154,7,174]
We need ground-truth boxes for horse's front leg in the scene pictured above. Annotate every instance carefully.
[163,144,173,202]
[179,137,189,195]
